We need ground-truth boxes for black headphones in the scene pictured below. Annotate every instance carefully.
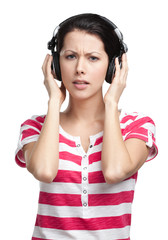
[48,14,128,84]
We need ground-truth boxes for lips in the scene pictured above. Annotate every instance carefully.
[73,80,89,84]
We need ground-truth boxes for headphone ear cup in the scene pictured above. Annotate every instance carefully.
[52,51,62,81]
[105,57,116,84]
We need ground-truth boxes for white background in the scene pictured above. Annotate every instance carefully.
[0,0,167,239]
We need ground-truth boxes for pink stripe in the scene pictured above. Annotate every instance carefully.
[94,136,103,146]
[88,171,138,184]
[120,114,137,123]
[21,119,42,131]
[89,191,134,206]
[125,134,148,142]
[35,214,131,230]
[124,117,155,133]
[32,236,130,240]
[32,238,51,240]
[15,152,26,168]
[59,151,82,165]
[39,190,134,207]
[89,171,106,183]
[53,170,81,183]
[89,151,101,164]
[89,171,137,183]
[132,127,148,135]
[126,127,156,142]
[121,128,125,135]
[21,128,39,141]
[118,238,130,240]
[35,116,45,123]
[89,171,138,184]
[145,142,158,162]
[59,134,76,147]
[39,192,82,206]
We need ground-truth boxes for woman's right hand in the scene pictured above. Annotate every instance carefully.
[42,54,66,105]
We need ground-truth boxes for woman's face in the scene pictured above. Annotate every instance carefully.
[59,29,109,99]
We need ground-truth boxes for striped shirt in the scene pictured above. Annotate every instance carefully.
[15,109,158,240]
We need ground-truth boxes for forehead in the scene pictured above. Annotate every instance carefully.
[62,29,105,51]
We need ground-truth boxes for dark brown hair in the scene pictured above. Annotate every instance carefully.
[56,13,121,62]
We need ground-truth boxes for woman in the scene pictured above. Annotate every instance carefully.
[15,13,158,240]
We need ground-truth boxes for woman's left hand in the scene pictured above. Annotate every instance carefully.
[104,53,128,104]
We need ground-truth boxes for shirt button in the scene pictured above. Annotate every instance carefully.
[76,144,80,147]
[83,190,87,194]
[83,177,87,181]
[83,202,87,207]
[83,167,87,170]
[83,155,87,158]
[90,145,93,148]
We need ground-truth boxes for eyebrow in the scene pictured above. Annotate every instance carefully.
[61,50,102,55]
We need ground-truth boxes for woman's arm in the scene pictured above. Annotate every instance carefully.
[102,54,150,184]
[23,54,66,183]
[23,100,61,183]
[101,101,150,184]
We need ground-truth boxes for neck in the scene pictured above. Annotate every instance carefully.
[63,91,105,124]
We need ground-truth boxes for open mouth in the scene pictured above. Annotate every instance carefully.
[73,82,89,84]
[73,80,89,85]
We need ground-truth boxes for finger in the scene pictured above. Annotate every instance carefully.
[114,57,121,79]
[120,54,129,80]
[42,54,50,74]
[121,54,128,69]
[46,55,53,74]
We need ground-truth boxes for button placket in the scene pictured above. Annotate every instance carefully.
[81,154,88,208]
[75,138,95,211]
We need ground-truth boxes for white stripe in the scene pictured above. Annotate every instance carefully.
[91,142,102,151]
[59,158,103,173]
[89,178,136,194]
[15,135,39,164]
[59,141,102,154]
[21,124,41,134]
[58,159,81,171]
[126,132,147,139]
[40,182,82,194]
[40,178,136,194]
[142,122,155,135]
[59,143,78,154]
[120,119,133,129]
[37,202,132,218]
[21,135,39,146]
[32,225,130,240]
[89,161,102,171]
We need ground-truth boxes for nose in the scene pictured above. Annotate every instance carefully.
[76,57,86,75]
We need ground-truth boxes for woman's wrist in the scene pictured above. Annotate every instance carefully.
[48,98,62,111]
[104,99,118,110]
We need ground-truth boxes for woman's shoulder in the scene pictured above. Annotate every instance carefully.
[120,109,156,128]
[120,109,154,120]
[21,114,46,126]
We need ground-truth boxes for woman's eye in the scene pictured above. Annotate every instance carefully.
[90,56,99,61]
[66,55,76,60]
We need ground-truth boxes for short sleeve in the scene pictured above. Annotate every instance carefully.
[122,112,158,162]
[15,115,46,168]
